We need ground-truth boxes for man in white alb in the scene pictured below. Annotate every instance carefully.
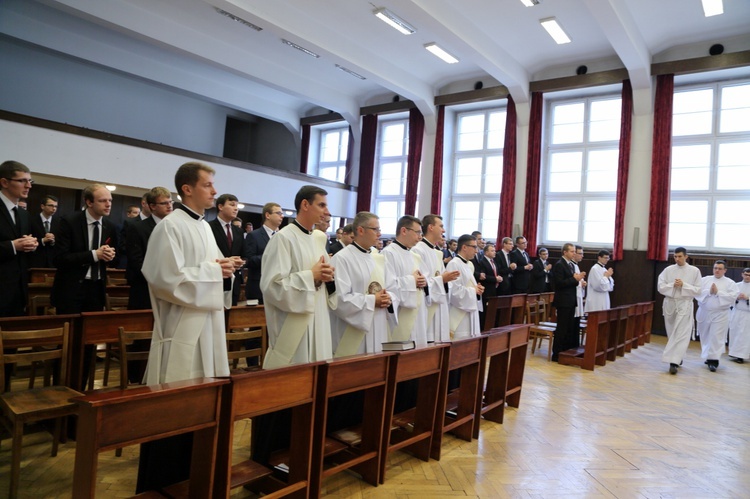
[381,215,428,347]
[585,250,614,312]
[657,247,702,375]
[411,214,459,343]
[728,268,750,363]
[261,185,335,368]
[446,234,485,339]
[330,212,394,356]
[696,260,739,372]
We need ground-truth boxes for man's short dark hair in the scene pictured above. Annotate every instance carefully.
[515,236,526,244]
[674,247,687,255]
[421,214,442,234]
[147,187,172,205]
[216,193,238,207]
[471,231,482,238]
[294,185,327,212]
[42,194,58,205]
[448,238,457,245]
[396,215,421,235]
[175,161,215,197]
[715,260,727,269]
[484,242,495,251]
[0,160,30,181]
[342,223,354,234]
[575,245,583,251]
[598,250,610,258]
[539,247,548,254]
[457,234,476,251]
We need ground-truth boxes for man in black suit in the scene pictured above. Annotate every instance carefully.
[551,243,586,361]
[209,193,245,305]
[0,160,38,318]
[243,201,283,303]
[494,237,516,296]
[52,183,118,389]
[126,187,173,310]
[116,203,142,270]
[530,247,552,293]
[476,242,503,327]
[29,194,60,268]
[511,236,534,294]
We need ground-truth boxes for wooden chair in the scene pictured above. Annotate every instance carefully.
[526,297,555,361]
[0,324,83,499]
[117,328,152,389]
[225,306,266,369]
[72,378,228,498]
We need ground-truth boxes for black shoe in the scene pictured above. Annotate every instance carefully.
[732,357,744,364]
[679,360,683,366]
[669,364,678,375]
[708,364,717,372]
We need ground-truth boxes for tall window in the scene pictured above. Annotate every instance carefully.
[317,127,349,183]
[373,118,409,234]
[541,95,621,245]
[450,108,506,238]
[669,79,750,251]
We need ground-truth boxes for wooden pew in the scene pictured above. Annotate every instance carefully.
[505,325,530,408]
[224,305,266,368]
[28,268,56,284]
[483,294,527,331]
[213,363,320,498]
[430,335,484,461]
[311,353,394,498]
[74,310,154,391]
[559,309,609,370]
[625,303,642,352]
[640,301,654,344]
[473,328,510,438]
[72,377,228,498]
[379,344,446,484]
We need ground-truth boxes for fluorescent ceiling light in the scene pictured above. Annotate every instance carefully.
[237,203,245,209]
[424,43,459,64]
[215,8,262,31]
[281,39,320,58]
[374,7,416,35]
[106,185,116,191]
[540,17,571,45]
[519,0,540,6]
[701,0,723,17]
[335,64,366,80]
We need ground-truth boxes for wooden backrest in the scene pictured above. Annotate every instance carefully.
[80,310,154,346]
[524,294,540,325]
[117,327,153,388]
[0,323,70,392]
[225,305,266,331]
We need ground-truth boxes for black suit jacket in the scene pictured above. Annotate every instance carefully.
[510,248,532,293]
[476,256,500,299]
[529,258,551,293]
[29,214,60,268]
[493,251,514,296]
[242,226,270,302]
[551,258,578,308]
[328,240,344,256]
[209,218,244,303]
[0,202,31,316]
[126,216,157,310]
[51,210,117,312]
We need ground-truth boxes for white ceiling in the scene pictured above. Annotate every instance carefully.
[3,0,750,132]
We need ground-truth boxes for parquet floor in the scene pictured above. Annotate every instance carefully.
[1,335,748,498]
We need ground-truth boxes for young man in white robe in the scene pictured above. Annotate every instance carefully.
[330,212,395,356]
[657,247,702,375]
[261,185,335,368]
[411,214,459,343]
[728,268,750,363]
[446,234,485,339]
[585,250,614,312]
[696,260,739,372]
[381,215,429,347]
[138,161,237,492]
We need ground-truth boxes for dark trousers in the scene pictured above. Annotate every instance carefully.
[552,306,576,360]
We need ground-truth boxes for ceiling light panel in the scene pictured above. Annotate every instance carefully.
[215,8,262,31]
[701,0,723,17]
[540,17,571,45]
[373,7,416,35]
[424,43,459,64]
[335,64,366,80]
[519,0,540,6]
[281,39,320,58]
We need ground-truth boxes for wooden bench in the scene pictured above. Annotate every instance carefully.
[473,328,510,438]
[213,363,320,498]
[483,294,527,332]
[379,344,446,483]
[430,335,484,460]
[505,325,530,409]
[311,353,394,497]
[559,309,613,370]
[72,377,228,498]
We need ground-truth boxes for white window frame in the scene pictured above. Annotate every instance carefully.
[311,125,349,183]
[373,116,409,236]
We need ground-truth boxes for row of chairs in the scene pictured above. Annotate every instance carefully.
[1,322,530,498]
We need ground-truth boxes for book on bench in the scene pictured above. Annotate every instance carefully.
[382,340,416,351]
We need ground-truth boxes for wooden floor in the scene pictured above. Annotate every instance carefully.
[1,335,749,498]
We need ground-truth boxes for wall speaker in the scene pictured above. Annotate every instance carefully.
[576,65,588,75]
[392,95,400,102]
[709,44,724,56]
[474,81,484,90]
[633,227,640,251]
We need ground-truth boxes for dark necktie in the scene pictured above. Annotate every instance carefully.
[12,206,20,234]
[226,223,232,247]
[44,219,50,233]
[91,221,100,281]
[489,259,498,287]
[569,261,575,273]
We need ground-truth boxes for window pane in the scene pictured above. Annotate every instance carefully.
[714,200,750,248]
[548,152,582,192]
[673,89,713,136]
[382,123,406,156]
[321,131,340,162]
[455,157,482,194]
[586,149,618,192]
[453,201,481,236]
[720,84,750,133]
[546,200,580,241]
[319,166,338,182]
[552,103,584,144]
[339,130,349,161]
[671,144,711,191]
[717,142,750,190]
[458,114,485,151]
[378,162,403,195]
[482,200,499,237]
[583,200,615,244]
[377,201,398,235]
[487,111,506,149]
[668,200,707,247]
[485,156,503,194]
[589,99,621,142]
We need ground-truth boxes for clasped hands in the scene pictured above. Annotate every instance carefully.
[13,235,38,253]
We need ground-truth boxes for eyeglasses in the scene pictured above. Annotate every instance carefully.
[405,228,423,236]
[44,204,58,208]
[466,245,478,249]
[273,211,284,216]
[364,226,382,233]
[5,178,34,185]
[153,200,174,206]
